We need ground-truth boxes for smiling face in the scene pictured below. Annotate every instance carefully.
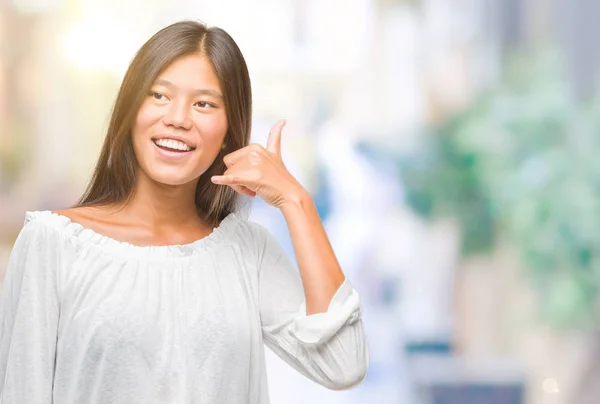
[132,53,228,186]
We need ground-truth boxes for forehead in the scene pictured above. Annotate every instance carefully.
[155,54,221,91]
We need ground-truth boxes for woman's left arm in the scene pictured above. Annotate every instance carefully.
[212,120,349,314]
[277,189,346,315]
[212,120,369,389]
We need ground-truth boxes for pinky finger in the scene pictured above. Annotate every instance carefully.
[211,175,230,184]
[211,176,256,197]
[232,185,257,198]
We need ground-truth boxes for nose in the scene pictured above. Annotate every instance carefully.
[162,100,192,130]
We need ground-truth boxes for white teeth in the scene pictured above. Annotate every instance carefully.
[154,138,192,151]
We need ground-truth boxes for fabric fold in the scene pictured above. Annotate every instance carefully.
[290,278,362,345]
[23,210,238,260]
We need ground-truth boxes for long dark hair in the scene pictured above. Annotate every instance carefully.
[76,20,252,225]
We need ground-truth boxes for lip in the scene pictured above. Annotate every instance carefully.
[153,140,194,160]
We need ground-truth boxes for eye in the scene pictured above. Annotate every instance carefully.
[149,91,167,101]
[194,101,214,109]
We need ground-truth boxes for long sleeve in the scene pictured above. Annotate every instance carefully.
[256,225,369,390]
[0,220,62,403]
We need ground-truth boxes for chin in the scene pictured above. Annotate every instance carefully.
[146,169,200,187]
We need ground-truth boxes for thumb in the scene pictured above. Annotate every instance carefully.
[266,119,286,155]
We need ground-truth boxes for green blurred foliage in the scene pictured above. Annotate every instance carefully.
[400,50,600,330]
[0,123,28,191]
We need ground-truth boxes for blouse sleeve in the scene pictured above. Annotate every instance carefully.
[255,224,369,390]
[0,218,62,403]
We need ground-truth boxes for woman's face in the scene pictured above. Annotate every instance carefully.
[132,53,228,186]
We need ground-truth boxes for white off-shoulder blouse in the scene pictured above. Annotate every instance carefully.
[0,210,368,404]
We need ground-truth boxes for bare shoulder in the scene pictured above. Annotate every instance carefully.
[51,206,117,229]
[53,206,93,222]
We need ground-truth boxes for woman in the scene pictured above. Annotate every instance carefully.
[0,20,368,403]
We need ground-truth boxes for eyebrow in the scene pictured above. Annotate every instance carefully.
[154,79,223,99]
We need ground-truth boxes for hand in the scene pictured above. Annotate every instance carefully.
[211,120,307,209]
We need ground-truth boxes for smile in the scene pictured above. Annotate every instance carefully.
[152,139,196,160]
[152,138,196,153]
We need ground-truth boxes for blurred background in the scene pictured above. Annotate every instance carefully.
[1,0,599,403]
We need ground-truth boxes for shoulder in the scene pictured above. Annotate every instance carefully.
[226,214,271,242]
[6,210,74,286]
[50,206,104,228]
[21,205,109,243]
[50,207,82,221]
[220,213,276,253]
[224,214,284,258]
[21,207,86,237]
[12,209,71,254]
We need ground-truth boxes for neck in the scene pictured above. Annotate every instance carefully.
[116,171,203,229]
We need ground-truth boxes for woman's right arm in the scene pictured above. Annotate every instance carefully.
[0,219,61,403]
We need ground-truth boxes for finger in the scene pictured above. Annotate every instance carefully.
[266,119,286,155]
[211,174,253,187]
[230,184,256,197]
[223,144,264,167]
[211,175,257,197]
